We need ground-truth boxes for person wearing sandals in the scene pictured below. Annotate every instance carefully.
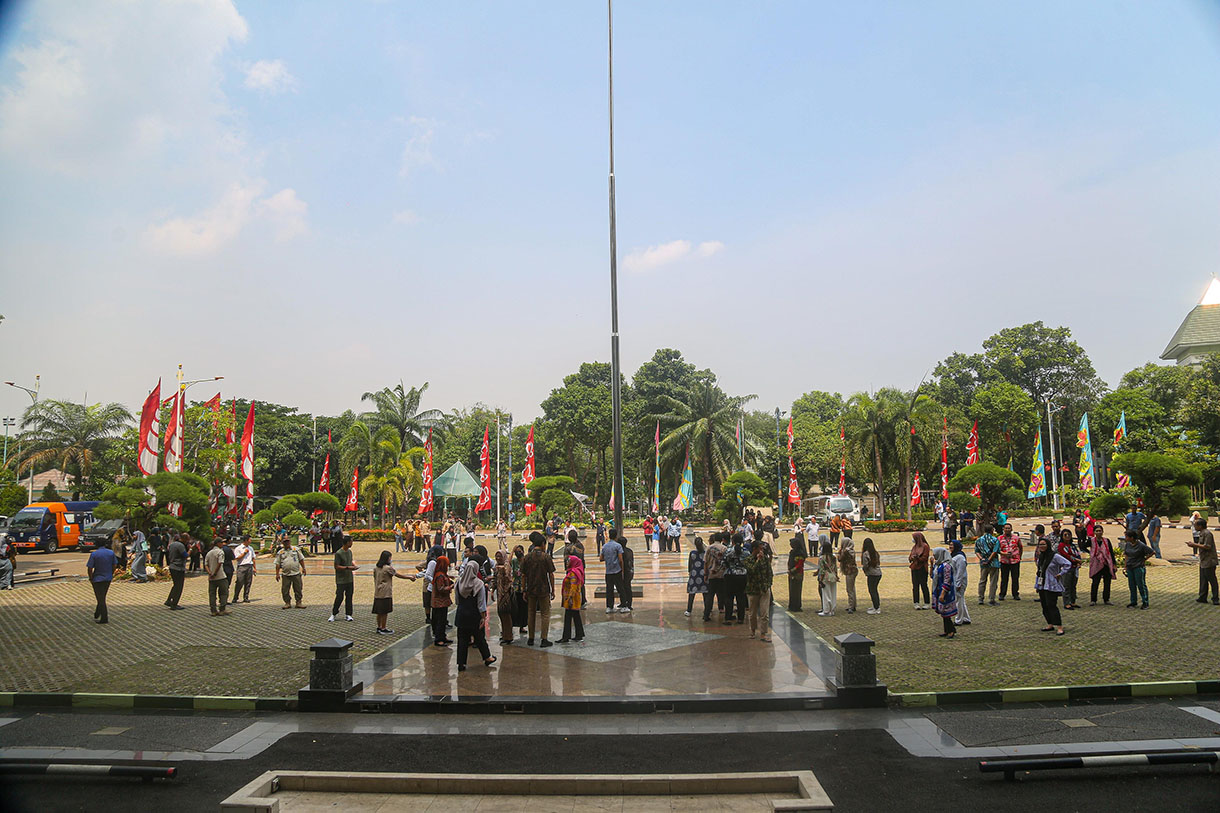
[454,559,496,671]
[930,547,957,638]
[372,550,418,635]
[1034,534,1070,635]
[430,556,454,646]
[493,550,515,644]
[557,555,586,643]
[686,536,712,619]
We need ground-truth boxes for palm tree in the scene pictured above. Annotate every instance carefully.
[379,452,423,521]
[656,382,761,506]
[894,391,939,519]
[19,400,133,493]
[844,390,904,520]
[360,381,447,449]
[340,421,400,523]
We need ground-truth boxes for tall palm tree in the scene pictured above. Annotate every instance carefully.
[340,421,400,523]
[894,391,939,519]
[844,390,904,520]
[19,400,133,492]
[360,381,446,449]
[656,382,761,506]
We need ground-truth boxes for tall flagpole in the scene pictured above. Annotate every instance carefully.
[495,412,501,523]
[607,0,624,535]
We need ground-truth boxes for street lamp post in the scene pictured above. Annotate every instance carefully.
[2,417,15,466]
[6,375,40,501]
[607,0,624,535]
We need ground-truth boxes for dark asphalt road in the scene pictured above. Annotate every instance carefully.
[3,729,1218,812]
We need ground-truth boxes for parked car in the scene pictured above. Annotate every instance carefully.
[79,519,127,551]
[813,495,861,526]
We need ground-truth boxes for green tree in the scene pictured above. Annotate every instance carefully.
[656,381,759,506]
[0,468,28,515]
[524,474,577,527]
[843,390,904,520]
[17,400,133,493]
[292,491,341,515]
[539,362,630,494]
[38,481,61,502]
[1110,451,1202,518]
[947,462,1024,529]
[626,349,713,493]
[970,381,1039,469]
[979,322,1105,405]
[1089,491,1131,520]
[714,470,771,524]
[360,381,447,448]
[339,420,401,522]
[94,472,212,540]
[1119,362,1194,418]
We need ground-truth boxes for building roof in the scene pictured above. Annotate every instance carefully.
[1161,278,1220,360]
[432,462,481,499]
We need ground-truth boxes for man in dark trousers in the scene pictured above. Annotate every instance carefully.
[164,532,188,610]
[86,541,117,624]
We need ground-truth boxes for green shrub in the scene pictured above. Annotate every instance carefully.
[863,519,929,533]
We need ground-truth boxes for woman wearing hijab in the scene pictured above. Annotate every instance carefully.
[430,556,454,646]
[493,550,515,644]
[1034,535,1071,635]
[816,535,838,617]
[557,555,586,643]
[861,537,882,614]
[1057,529,1082,610]
[950,540,970,626]
[1088,522,1117,606]
[454,559,496,670]
[373,550,418,635]
[930,547,957,638]
[786,535,806,613]
[511,544,528,634]
[686,536,712,619]
[722,533,749,624]
[130,530,149,583]
[837,536,858,614]
[909,532,931,609]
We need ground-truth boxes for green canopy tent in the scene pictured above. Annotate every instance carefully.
[432,461,481,516]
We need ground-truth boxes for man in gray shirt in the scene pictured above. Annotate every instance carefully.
[164,532,188,610]
[599,533,625,613]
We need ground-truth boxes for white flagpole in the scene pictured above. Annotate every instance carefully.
[496,413,502,523]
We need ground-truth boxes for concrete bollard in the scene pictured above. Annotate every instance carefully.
[298,638,363,710]
[828,632,887,707]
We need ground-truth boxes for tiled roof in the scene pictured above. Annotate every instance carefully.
[1161,304,1220,359]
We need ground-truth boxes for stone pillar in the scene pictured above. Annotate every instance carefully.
[298,638,363,710]
[827,632,887,707]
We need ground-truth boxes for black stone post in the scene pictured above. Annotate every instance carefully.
[827,632,887,706]
[298,638,362,710]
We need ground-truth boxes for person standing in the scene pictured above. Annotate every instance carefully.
[838,535,858,613]
[685,536,713,619]
[1122,530,1154,609]
[951,540,970,627]
[930,547,957,638]
[744,540,774,641]
[815,536,838,616]
[454,559,495,670]
[599,529,626,614]
[1146,513,1163,559]
[723,534,749,624]
[164,532,188,610]
[86,540,117,624]
[274,536,308,609]
[204,539,230,616]
[231,535,256,603]
[329,520,344,555]
[861,537,883,614]
[220,536,236,593]
[785,535,805,613]
[1034,536,1070,635]
[1124,505,1146,536]
[943,507,957,544]
[668,517,683,554]
[129,530,149,583]
[1057,529,1082,610]
[706,532,729,619]
[974,525,1000,606]
[0,533,14,591]
[188,536,203,572]
[619,534,635,612]
[544,519,555,558]
[429,556,454,646]
[1088,523,1116,605]
[372,550,418,635]
[328,535,358,622]
[557,555,586,643]
[1186,517,1219,604]
[909,532,931,609]
[393,521,404,553]
[148,526,165,567]
[493,550,515,644]
[521,532,555,647]
[496,519,508,551]
[997,523,1022,600]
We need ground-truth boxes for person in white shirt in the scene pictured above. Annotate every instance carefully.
[805,517,820,542]
[231,536,257,603]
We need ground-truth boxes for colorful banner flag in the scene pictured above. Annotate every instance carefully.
[967,420,981,497]
[475,425,492,511]
[1114,411,1131,488]
[223,400,238,513]
[1028,429,1048,498]
[137,380,162,476]
[520,424,535,515]
[345,467,359,512]
[240,402,256,482]
[672,446,693,512]
[418,429,434,514]
[1077,413,1095,491]
[163,390,184,516]
[910,471,922,507]
[940,418,949,500]
[786,417,794,454]
[838,425,847,497]
[652,421,661,513]
[787,455,801,505]
[318,454,330,493]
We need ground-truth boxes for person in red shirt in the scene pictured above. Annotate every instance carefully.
[997,523,1023,601]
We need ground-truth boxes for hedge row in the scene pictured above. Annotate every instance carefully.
[862,519,930,533]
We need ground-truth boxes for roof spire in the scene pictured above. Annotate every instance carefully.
[1202,277,1220,306]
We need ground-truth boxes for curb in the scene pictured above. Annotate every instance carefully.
[892,679,1220,707]
[0,692,295,711]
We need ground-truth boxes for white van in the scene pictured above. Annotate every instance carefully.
[813,495,860,526]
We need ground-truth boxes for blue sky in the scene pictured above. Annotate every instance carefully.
[2,0,1220,423]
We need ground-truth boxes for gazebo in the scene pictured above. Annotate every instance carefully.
[432,461,481,515]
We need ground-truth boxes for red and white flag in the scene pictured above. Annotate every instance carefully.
[163,389,184,516]
[345,467,360,512]
[787,456,801,505]
[786,417,794,454]
[940,418,950,500]
[521,424,535,515]
[417,430,434,514]
[475,425,492,511]
[318,454,330,493]
[240,402,256,482]
[838,424,847,497]
[137,380,162,476]
[223,400,238,513]
[910,471,922,507]
[246,478,254,515]
[966,420,982,496]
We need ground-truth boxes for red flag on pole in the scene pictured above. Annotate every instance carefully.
[910,471,922,507]
[838,424,847,497]
[240,402,256,482]
[786,417,794,454]
[475,425,492,511]
[966,420,982,496]
[521,424,536,515]
[137,380,162,476]
[318,454,330,493]
[787,456,801,505]
[417,429,434,514]
[202,393,221,413]
[223,400,238,513]
[345,467,359,512]
[940,418,949,500]
[163,390,184,516]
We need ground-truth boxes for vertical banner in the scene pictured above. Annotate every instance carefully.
[838,425,847,497]
[652,421,661,513]
[345,467,360,512]
[137,380,162,476]
[163,390,184,516]
[418,429,434,514]
[1114,411,1131,488]
[940,418,949,500]
[967,419,981,497]
[475,425,492,511]
[672,446,693,511]
[1028,429,1048,498]
[1077,413,1095,491]
[910,471,922,507]
[520,424,535,515]
[240,402,256,515]
[223,401,238,514]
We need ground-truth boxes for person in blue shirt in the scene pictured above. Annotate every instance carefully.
[974,526,1000,605]
[1146,514,1163,559]
[1125,507,1146,535]
[86,544,118,624]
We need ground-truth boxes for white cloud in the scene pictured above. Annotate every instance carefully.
[243,59,296,93]
[144,182,308,255]
[623,239,724,272]
[392,209,420,226]
[400,116,437,177]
